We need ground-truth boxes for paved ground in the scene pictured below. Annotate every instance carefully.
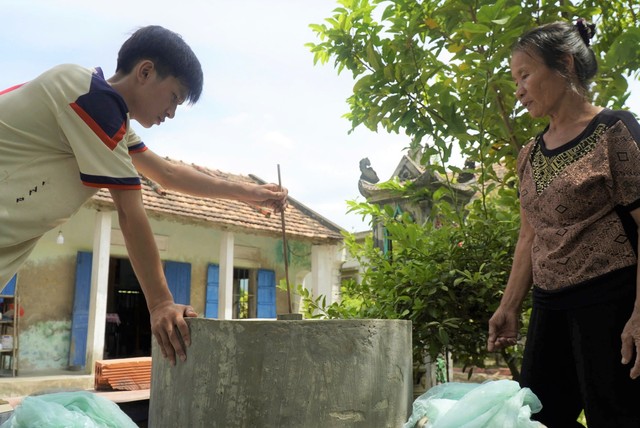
[452,366,513,383]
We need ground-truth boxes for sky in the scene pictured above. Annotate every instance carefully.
[2,1,639,232]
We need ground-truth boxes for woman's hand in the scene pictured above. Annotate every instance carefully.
[488,307,520,352]
[621,306,640,379]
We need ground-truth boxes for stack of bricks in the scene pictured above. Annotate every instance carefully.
[94,357,152,391]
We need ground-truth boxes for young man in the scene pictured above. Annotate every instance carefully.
[0,25,287,365]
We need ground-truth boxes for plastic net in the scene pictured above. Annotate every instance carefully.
[404,379,544,428]
[1,391,138,428]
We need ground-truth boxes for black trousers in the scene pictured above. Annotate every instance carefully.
[520,268,640,428]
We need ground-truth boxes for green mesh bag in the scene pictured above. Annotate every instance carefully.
[0,391,138,428]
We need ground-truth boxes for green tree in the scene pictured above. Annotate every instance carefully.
[309,0,639,166]
[305,0,640,377]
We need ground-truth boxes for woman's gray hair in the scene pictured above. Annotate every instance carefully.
[513,20,598,98]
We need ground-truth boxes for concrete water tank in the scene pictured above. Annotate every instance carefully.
[149,318,412,427]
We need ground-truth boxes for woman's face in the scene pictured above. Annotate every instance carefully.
[511,49,569,118]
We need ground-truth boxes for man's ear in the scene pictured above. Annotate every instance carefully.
[136,60,156,83]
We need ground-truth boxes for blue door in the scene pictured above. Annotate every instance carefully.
[1,275,17,295]
[257,269,276,318]
[163,261,191,305]
[69,251,92,369]
[205,264,219,318]
[0,274,17,305]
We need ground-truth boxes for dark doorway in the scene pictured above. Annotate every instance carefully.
[233,268,257,319]
[104,258,151,359]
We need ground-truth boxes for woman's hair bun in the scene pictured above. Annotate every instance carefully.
[575,18,596,46]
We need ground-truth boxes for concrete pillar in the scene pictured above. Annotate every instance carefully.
[150,318,413,427]
[85,210,111,373]
[311,245,335,305]
[218,231,234,320]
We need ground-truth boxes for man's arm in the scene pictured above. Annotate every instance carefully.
[109,187,197,365]
[131,149,287,212]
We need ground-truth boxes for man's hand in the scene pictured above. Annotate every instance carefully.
[150,301,198,366]
[487,307,520,352]
[253,183,288,213]
[621,306,640,379]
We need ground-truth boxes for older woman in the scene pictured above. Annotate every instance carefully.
[487,20,640,428]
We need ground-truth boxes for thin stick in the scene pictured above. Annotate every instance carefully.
[278,164,292,314]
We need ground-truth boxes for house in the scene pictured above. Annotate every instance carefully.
[3,160,344,380]
[339,230,371,286]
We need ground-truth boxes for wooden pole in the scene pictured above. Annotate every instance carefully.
[278,164,292,314]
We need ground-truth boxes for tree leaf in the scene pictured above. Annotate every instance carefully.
[366,41,384,71]
[491,17,510,25]
[458,22,492,34]
[353,74,375,92]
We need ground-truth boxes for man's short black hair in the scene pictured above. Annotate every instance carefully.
[117,25,203,104]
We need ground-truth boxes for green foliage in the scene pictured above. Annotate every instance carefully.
[306,0,639,374]
[305,184,527,369]
[238,288,249,319]
[307,0,639,168]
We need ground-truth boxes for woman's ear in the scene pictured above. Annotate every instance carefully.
[560,54,582,93]
[561,54,576,76]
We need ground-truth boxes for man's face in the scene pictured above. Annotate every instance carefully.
[132,70,188,128]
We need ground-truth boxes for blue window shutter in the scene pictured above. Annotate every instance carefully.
[205,264,219,318]
[257,269,276,318]
[69,251,92,369]
[1,274,17,295]
[164,261,191,305]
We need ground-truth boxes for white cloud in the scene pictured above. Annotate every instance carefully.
[257,131,296,150]
[220,113,251,127]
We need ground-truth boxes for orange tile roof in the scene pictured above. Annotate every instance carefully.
[88,160,344,244]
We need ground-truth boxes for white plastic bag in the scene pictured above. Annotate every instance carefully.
[404,380,544,428]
